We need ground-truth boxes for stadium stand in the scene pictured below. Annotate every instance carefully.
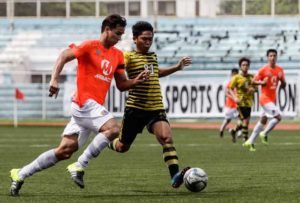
[0,17,299,119]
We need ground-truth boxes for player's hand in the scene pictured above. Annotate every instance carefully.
[234,97,240,104]
[49,80,60,99]
[261,77,268,86]
[248,87,255,94]
[135,70,150,84]
[177,57,192,70]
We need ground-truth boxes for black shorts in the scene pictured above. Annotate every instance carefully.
[119,107,169,145]
[237,106,251,120]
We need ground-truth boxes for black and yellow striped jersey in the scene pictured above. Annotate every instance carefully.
[124,51,164,110]
[229,73,256,107]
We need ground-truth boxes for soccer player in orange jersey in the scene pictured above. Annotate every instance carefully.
[9,14,149,196]
[243,49,286,151]
[219,68,239,138]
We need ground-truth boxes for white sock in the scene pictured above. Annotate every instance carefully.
[18,149,58,179]
[248,121,264,144]
[263,118,280,136]
[220,119,230,132]
[77,133,110,168]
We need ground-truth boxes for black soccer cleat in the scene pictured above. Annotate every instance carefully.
[171,167,191,188]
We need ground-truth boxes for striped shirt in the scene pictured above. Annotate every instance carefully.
[124,51,164,110]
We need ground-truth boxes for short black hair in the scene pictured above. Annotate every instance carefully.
[132,21,153,37]
[238,57,251,67]
[266,49,277,56]
[101,14,127,33]
[231,68,239,74]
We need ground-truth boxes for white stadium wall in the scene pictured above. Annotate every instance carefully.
[63,70,300,119]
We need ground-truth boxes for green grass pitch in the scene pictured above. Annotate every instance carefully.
[0,126,299,202]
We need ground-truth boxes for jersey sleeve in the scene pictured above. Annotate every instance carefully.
[115,50,125,74]
[123,51,130,69]
[254,68,264,81]
[279,68,285,81]
[229,76,237,89]
[69,40,91,58]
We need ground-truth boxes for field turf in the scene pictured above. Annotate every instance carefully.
[0,126,299,202]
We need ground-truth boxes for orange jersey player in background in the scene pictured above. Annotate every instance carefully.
[243,49,286,151]
[219,68,239,139]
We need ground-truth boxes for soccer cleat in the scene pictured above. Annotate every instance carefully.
[242,141,256,152]
[67,163,85,189]
[171,167,191,188]
[229,129,236,143]
[10,169,24,197]
[259,132,269,145]
[219,131,224,138]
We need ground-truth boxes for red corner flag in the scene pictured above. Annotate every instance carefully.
[15,88,25,100]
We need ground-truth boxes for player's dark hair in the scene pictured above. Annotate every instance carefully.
[238,57,251,67]
[266,49,277,56]
[101,14,127,33]
[132,21,153,37]
[231,68,239,74]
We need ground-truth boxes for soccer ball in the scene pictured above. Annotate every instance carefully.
[183,167,208,192]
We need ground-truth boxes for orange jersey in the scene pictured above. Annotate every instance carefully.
[70,40,125,107]
[225,81,237,108]
[254,64,285,105]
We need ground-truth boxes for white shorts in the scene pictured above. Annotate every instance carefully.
[260,102,281,118]
[224,107,238,119]
[63,99,114,147]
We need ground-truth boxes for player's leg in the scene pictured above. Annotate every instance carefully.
[10,132,80,196]
[148,111,189,188]
[229,107,243,143]
[219,118,231,138]
[67,102,117,188]
[244,115,267,151]
[109,107,145,152]
[259,103,281,144]
[240,107,251,141]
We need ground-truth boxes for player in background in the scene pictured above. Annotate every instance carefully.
[106,21,192,188]
[219,68,240,139]
[9,14,149,196]
[243,49,286,151]
[228,57,257,143]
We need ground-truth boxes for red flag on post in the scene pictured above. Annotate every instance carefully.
[15,88,25,101]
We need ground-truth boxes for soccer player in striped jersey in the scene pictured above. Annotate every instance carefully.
[228,57,257,144]
[244,49,286,151]
[109,21,192,188]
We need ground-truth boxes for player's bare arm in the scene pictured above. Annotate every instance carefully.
[158,56,192,77]
[49,49,75,98]
[252,77,268,86]
[225,87,235,101]
[280,78,286,89]
[114,69,150,91]
[228,88,240,104]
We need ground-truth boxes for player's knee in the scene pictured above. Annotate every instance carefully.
[275,115,282,121]
[114,141,130,153]
[108,126,120,140]
[260,116,268,125]
[55,144,77,160]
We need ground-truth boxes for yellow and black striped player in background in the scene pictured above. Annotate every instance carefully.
[109,21,192,188]
[228,57,257,143]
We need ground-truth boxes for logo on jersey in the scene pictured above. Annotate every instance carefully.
[101,59,113,76]
[94,59,113,83]
[96,49,101,55]
[144,63,154,75]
